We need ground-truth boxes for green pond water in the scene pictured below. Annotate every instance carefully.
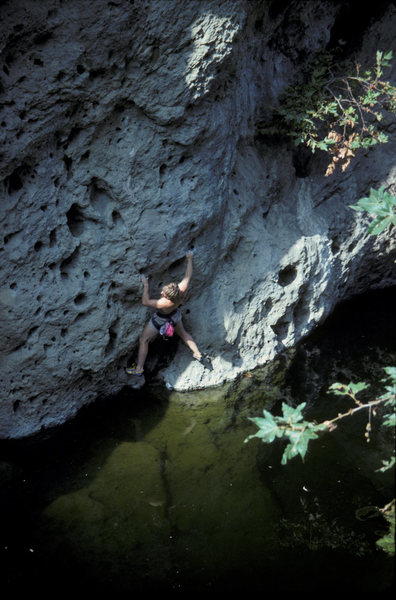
[0,288,395,594]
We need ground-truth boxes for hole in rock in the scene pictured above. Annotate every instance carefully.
[33,31,53,45]
[331,237,341,254]
[271,316,290,340]
[348,242,356,253]
[105,321,119,356]
[5,167,24,193]
[89,68,105,80]
[292,146,312,178]
[74,293,87,306]
[67,127,82,144]
[168,257,184,271]
[278,265,297,287]
[66,204,85,237]
[63,155,72,171]
[4,233,13,245]
[112,210,123,226]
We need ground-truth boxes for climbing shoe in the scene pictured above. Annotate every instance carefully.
[126,366,144,376]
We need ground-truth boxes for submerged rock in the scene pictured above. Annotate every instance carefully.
[0,0,395,437]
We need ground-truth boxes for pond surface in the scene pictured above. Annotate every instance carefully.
[0,288,395,594]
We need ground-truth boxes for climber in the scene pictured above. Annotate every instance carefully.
[126,250,210,377]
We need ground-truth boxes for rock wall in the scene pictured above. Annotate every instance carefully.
[1,0,395,438]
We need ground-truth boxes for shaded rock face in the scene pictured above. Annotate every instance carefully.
[0,0,395,438]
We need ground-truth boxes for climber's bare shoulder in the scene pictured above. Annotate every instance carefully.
[142,296,175,311]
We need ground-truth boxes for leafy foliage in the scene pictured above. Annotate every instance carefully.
[250,48,396,557]
[376,500,395,556]
[245,368,395,465]
[350,186,396,235]
[244,402,327,465]
[245,368,396,554]
[258,50,396,176]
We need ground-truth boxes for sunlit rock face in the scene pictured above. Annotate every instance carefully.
[1,0,395,438]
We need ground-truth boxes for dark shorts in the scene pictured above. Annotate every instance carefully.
[149,308,182,331]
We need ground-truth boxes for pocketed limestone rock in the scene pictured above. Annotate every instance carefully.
[0,0,395,437]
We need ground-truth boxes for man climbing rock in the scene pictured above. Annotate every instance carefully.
[126,250,210,377]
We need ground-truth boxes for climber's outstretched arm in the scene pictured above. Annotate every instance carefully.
[178,251,194,294]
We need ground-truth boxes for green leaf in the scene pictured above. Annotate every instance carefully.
[348,382,370,395]
[327,382,350,396]
[383,366,396,380]
[281,428,319,465]
[317,140,329,151]
[368,215,395,235]
[281,402,306,423]
[245,410,281,444]
[350,187,396,235]
[354,198,386,214]
[377,457,396,472]
[377,132,389,143]
[383,413,396,428]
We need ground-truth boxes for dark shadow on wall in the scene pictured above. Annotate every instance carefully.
[326,0,393,56]
[283,285,396,419]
